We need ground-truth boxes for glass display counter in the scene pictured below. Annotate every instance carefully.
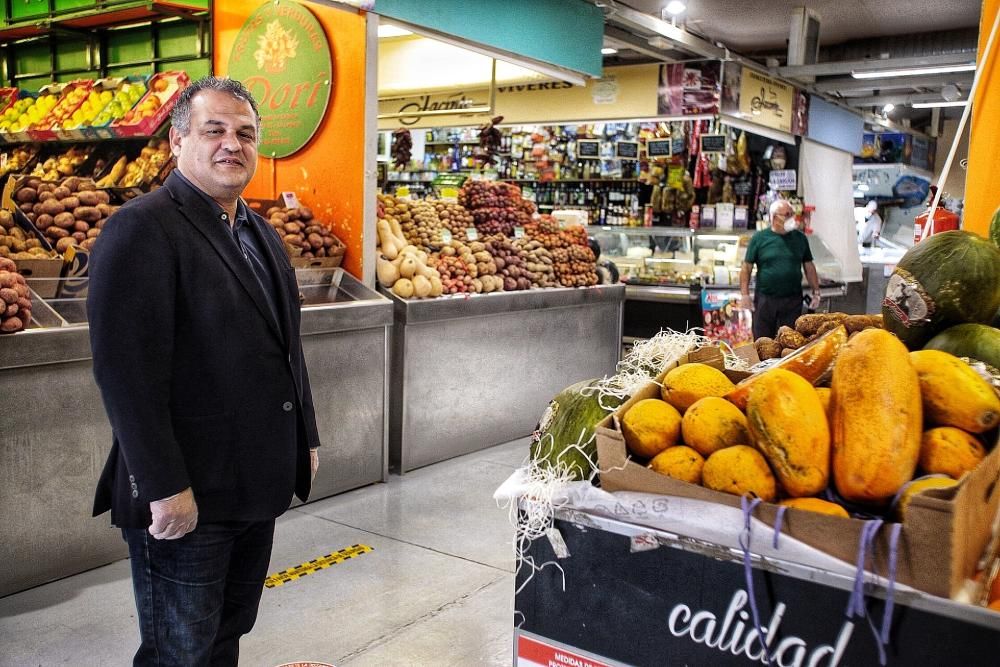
[0,268,392,597]
[588,226,851,341]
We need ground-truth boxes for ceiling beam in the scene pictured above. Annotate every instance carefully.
[603,25,684,63]
[601,0,726,60]
[778,52,976,79]
[845,92,962,107]
[813,72,973,94]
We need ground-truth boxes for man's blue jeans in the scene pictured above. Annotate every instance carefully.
[122,519,275,666]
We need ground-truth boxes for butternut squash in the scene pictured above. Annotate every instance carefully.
[831,329,922,504]
[727,325,848,410]
[745,368,830,497]
[909,349,1000,433]
[376,254,399,287]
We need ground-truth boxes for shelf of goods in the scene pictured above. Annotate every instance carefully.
[510,230,1000,664]
[375,181,624,472]
[0,268,392,597]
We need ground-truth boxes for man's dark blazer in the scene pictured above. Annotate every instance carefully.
[87,171,321,528]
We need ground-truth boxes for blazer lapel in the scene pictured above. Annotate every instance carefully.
[165,175,285,344]
[247,209,294,349]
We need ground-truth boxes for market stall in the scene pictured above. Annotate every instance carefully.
[387,283,623,472]
[501,224,1000,665]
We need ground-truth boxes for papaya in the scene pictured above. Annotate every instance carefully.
[745,368,830,497]
[778,497,849,518]
[895,476,958,521]
[726,325,847,410]
[831,329,923,504]
[910,349,1000,433]
[661,363,734,413]
[920,427,987,479]
[621,398,682,458]
[680,396,750,457]
[702,445,777,502]
[649,445,705,485]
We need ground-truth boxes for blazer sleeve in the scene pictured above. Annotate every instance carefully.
[86,206,191,502]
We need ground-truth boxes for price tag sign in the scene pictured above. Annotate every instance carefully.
[514,226,525,239]
[466,227,479,241]
[395,186,411,199]
[441,229,453,243]
[280,191,301,209]
[768,169,797,191]
[440,186,459,200]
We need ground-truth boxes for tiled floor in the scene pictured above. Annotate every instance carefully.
[0,439,528,667]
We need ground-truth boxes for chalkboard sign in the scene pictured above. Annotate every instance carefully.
[699,134,727,154]
[577,139,600,159]
[616,140,640,160]
[733,178,753,196]
[646,139,672,158]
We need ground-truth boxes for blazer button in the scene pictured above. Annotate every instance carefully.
[131,490,139,499]
[129,475,135,483]
[282,401,294,412]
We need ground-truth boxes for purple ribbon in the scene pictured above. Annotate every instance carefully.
[740,495,771,665]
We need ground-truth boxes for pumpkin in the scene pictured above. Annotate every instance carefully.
[882,230,1000,349]
[924,322,1000,371]
[530,380,622,480]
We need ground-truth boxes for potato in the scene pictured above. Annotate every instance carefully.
[38,199,65,216]
[81,238,97,250]
[266,207,283,218]
[93,190,110,205]
[96,203,113,218]
[299,206,313,221]
[37,183,55,193]
[55,237,75,253]
[285,209,300,221]
[15,187,37,203]
[71,231,86,242]
[46,227,69,240]
[86,227,100,239]
[73,206,102,223]
[62,177,81,192]
[271,212,289,223]
[73,220,90,233]
[60,196,80,210]
[37,190,56,202]
[53,186,71,200]
[76,190,100,207]
[283,222,301,234]
[776,326,807,350]
[19,202,34,214]
[307,233,323,249]
[754,337,782,361]
[35,214,53,230]
[54,212,76,229]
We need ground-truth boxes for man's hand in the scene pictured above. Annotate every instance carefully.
[739,293,753,311]
[310,448,319,482]
[148,487,198,540]
[808,292,822,310]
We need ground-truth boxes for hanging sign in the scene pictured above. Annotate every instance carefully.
[646,138,672,158]
[228,0,333,159]
[699,134,727,154]
[577,139,601,159]
[615,140,639,160]
[738,67,795,134]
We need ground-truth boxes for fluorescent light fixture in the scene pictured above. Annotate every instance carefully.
[601,47,618,55]
[851,63,976,79]
[911,100,970,108]
[377,24,413,38]
[883,103,895,113]
[665,1,687,15]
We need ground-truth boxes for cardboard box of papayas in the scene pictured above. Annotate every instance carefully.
[595,349,1000,599]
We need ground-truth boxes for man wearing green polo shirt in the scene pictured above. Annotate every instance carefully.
[740,199,821,340]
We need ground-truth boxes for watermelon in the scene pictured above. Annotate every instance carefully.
[530,379,623,480]
[924,323,1000,370]
[882,230,1000,349]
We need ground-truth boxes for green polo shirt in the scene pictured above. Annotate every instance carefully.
[744,229,813,297]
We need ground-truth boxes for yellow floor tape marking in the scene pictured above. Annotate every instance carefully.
[264,544,374,588]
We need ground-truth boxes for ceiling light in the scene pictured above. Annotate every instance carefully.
[851,63,976,79]
[883,103,895,113]
[377,24,413,38]
[601,47,618,55]
[665,1,686,15]
[911,101,970,108]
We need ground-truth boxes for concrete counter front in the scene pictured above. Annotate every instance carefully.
[386,284,625,473]
[0,270,392,597]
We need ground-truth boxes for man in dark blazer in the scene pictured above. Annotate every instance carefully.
[87,76,321,666]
